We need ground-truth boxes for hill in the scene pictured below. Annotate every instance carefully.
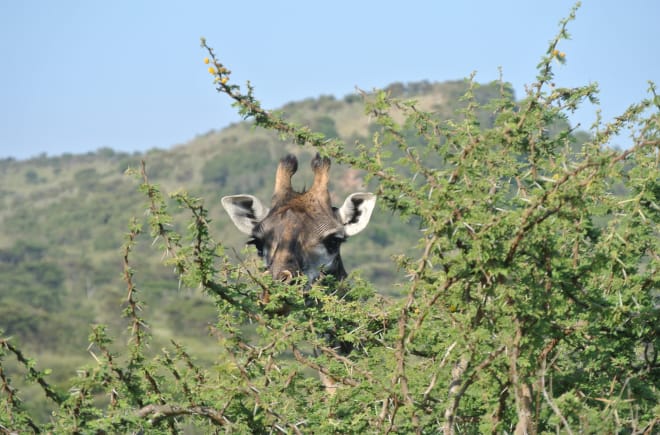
[0,79,532,417]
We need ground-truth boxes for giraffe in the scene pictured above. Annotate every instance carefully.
[221,153,376,286]
[221,153,376,394]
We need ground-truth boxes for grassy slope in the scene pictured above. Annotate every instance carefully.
[0,80,505,417]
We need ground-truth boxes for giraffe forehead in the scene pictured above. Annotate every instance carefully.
[256,205,341,240]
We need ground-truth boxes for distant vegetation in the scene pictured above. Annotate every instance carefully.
[1,5,658,433]
[0,78,490,425]
[0,79,503,360]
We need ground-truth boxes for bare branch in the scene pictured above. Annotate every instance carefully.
[137,403,231,427]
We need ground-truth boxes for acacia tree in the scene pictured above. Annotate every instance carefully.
[1,4,659,434]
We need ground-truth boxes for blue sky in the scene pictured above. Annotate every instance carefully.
[1,1,658,160]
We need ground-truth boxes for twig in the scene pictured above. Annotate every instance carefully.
[137,403,230,427]
[540,353,573,435]
[0,338,63,405]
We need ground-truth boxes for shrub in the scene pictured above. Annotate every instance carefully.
[2,5,658,433]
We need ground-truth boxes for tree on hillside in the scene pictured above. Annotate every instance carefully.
[1,4,658,433]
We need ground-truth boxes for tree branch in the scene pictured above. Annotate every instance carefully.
[137,403,230,427]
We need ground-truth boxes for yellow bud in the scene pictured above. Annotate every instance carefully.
[559,52,566,58]
[552,49,559,57]
[203,57,210,64]
[220,77,228,85]
[208,67,216,75]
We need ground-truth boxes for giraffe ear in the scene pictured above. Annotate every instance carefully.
[338,193,376,236]
[221,195,269,235]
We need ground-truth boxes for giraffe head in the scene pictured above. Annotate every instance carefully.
[222,153,376,284]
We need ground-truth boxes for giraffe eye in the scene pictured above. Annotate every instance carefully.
[322,234,345,254]
[247,237,265,257]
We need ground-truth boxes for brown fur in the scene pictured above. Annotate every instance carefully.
[222,153,375,284]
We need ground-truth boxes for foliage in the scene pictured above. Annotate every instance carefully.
[0,58,419,428]
[2,3,659,433]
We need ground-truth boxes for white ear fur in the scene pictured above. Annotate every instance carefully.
[221,195,269,235]
[338,193,376,236]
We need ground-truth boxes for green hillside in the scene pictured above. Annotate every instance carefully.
[1,79,593,422]
[0,80,509,412]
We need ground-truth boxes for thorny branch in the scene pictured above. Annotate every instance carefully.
[0,338,63,406]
